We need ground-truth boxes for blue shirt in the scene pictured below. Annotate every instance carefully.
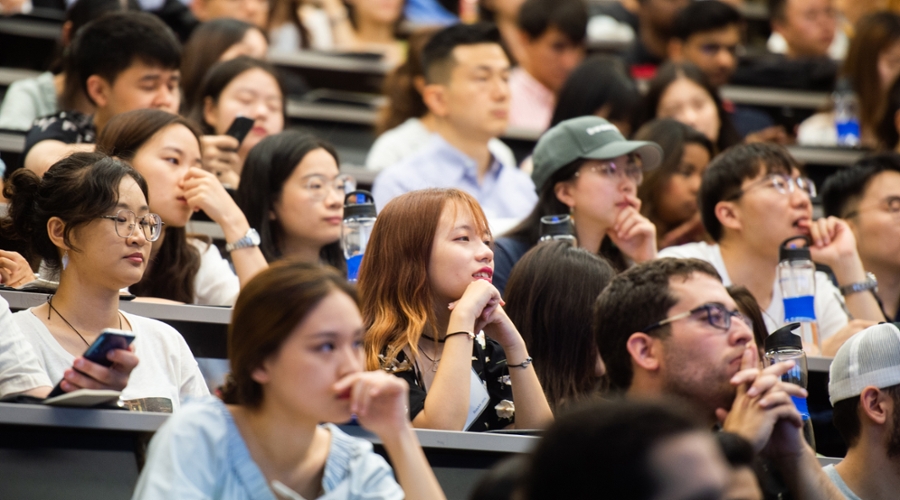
[132,397,403,500]
[372,135,537,219]
[404,0,457,25]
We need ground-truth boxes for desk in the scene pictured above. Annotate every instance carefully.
[0,14,61,71]
[270,50,389,94]
[720,86,830,110]
[787,146,867,167]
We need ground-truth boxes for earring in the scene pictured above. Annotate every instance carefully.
[61,251,69,271]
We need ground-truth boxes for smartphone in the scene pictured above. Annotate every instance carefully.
[225,116,255,147]
[46,329,135,399]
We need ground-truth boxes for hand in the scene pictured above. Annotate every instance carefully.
[59,346,139,393]
[0,250,35,288]
[199,135,242,187]
[334,371,410,438]
[606,195,657,263]
[659,212,706,249]
[182,167,249,238]
[800,217,860,270]
[745,126,792,145]
[822,319,875,356]
[448,280,502,332]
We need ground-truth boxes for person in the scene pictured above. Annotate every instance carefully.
[658,143,885,351]
[359,188,554,432]
[132,260,447,499]
[479,0,528,64]
[4,152,207,411]
[235,131,349,272]
[179,18,269,114]
[96,109,268,305]
[727,285,769,363]
[633,119,714,249]
[343,0,406,66]
[372,23,537,220]
[768,0,843,59]
[716,432,764,500]
[506,0,587,131]
[190,56,285,188]
[876,74,900,151]
[622,0,691,76]
[21,12,181,177]
[526,399,731,500]
[825,322,900,500]
[503,240,614,412]
[798,12,900,147]
[593,257,846,499]
[189,0,268,29]
[493,116,662,294]
[268,0,354,52]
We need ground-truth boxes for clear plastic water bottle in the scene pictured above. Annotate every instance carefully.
[538,214,577,244]
[834,77,861,147]
[765,322,816,451]
[777,236,821,354]
[342,190,376,282]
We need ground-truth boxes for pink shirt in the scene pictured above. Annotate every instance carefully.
[507,67,555,132]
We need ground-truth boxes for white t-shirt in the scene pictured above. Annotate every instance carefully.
[191,238,240,306]
[13,309,209,410]
[658,242,849,339]
[365,118,519,172]
[797,111,838,147]
[0,297,52,397]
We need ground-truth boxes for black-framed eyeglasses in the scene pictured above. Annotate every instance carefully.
[725,174,817,201]
[642,302,750,333]
[100,209,164,242]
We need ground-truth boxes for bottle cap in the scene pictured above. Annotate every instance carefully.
[539,214,575,239]
[343,190,376,219]
[779,236,811,262]
[765,322,803,352]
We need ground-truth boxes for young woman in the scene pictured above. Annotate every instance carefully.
[190,56,286,188]
[235,130,348,272]
[492,116,662,295]
[133,261,446,499]
[96,109,268,305]
[503,241,614,412]
[3,152,208,411]
[633,119,715,249]
[359,188,553,432]
[550,55,639,136]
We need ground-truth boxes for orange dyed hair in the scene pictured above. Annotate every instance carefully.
[359,188,491,371]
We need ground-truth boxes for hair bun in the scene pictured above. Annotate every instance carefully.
[1,169,43,242]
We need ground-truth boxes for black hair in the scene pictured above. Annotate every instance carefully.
[550,55,639,128]
[235,131,346,274]
[517,0,588,43]
[700,143,799,241]
[672,0,743,41]
[1,152,148,273]
[832,384,900,449]
[716,432,755,467]
[821,153,900,218]
[877,74,900,150]
[468,455,527,500]
[768,0,788,23]
[68,12,181,106]
[593,258,722,391]
[421,22,504,84]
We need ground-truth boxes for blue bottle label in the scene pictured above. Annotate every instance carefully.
[783,296,816,322]
[346,254,363,282]
[792,395,810,420]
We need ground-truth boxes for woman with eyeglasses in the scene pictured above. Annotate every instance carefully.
[236,131,351,273]
[4,152,208,411]
[492,116,663,295]
[96,109,268,306]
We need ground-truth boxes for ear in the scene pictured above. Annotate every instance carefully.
[626,332,662,373]
[421,83,449,118]
[553,180,577,210]
[85,75,111,109]
[203,96,218,131]
[61,21,73,46]
[714,200,741,233]
[412,75,427,95]
[859,386,890,426]
[250,365,270,385]
[668,39,684,61]
[46,217,68,251]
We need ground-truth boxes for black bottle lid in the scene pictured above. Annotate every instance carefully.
[779,236,811,262]
[765,322,803,352]
[343,190,376,219]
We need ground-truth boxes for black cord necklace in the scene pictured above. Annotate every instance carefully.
[47,295,122,347]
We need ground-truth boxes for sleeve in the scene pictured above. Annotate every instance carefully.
[815,273,850,340]
[0,298,53,397]
[364,133,403,172]
[22,114,80,159]
[191,239,240,306]
[0,79,42,131]
[371,169,406,213]
[393,367,426,421]
[352,453,404,500]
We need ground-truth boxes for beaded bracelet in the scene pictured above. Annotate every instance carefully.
[444,331,475,340]
[508,357,533,369]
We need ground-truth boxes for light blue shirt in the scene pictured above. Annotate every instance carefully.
[132,397,404,500]
[372,134,537,219]
[404,0,457,25]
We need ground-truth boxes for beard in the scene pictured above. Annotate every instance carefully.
[660,346,738,420]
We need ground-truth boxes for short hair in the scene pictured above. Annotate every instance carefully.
[673,0,743,41]
[68,12,181,105]
[421,22,504,84]
[768,0,788,23]
[517,0,588,43]
[593,258,722,392]
[821,153,900,218]
[700,143,800,241]
[550,55,639,128]
[832,384,900,448]
[526,398,705,500]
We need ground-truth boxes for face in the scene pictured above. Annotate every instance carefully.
[657,78,721,143]
[558,155,641,230]
[129,124,202,228]
[879,41,900,93]
[777,0,836,58]
[645,0,692,36]
[724,465,764,500]
[198,0,269,28]
[847,171,900,274]
[523,26,586,93]
[657,143,711,225]
[438,43,511,139]
[649,431,730,500]
[347,0,403,25]
[254,290,364,423]
[271,148,344,255]
[427,202,494,304]
[680,26,741,88]
[218,29,269,62]
[98,61,180,119]
[204,68,284,159]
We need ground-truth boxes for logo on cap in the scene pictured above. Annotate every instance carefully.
[585,124,617,136]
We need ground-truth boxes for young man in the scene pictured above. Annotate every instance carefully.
[372,23,537,220]
[22,12,181,176]
[826,322,900,500]
[668,0,742,89]
[769,0,841,59]
[507,0,587,131]
[593,257,845,499]
[623,0,691,76]
[822,154,900,321]
[659,143,884,350]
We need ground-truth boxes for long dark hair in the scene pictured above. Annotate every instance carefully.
[96,109,206,304]
[235,131,346,273]
[504,241,615,411]
[550,55,639,129]
[375,28,439,135]
[844,12,900,139]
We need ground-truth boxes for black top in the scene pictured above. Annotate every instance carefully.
[492,237,534,297]
[22,111,96,166]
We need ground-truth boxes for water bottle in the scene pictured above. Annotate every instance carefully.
[778,236,821,354]
[538,214,577,244]
[342,190,376,282]
[765,322,816,451]
[833,77,861,147]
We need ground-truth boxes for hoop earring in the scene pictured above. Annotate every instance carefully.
[61,251,69,271]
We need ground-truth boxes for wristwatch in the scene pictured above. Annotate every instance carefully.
[839,272,878,296]
[225,228,260,253]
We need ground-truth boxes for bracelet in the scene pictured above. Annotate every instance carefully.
[839,272,878,296]
[508,357,533,369]
[444,331,475,340]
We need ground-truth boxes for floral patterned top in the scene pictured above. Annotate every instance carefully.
[381,334,515,432]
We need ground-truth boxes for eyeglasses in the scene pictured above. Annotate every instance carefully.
[304,174,356,202]
[575,155,644,184]
[844,195,900,219]
[642,302,750,333]
[726,174,816,201]
[100,210,164,242]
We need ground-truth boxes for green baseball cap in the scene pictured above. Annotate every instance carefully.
[531,116,663,191]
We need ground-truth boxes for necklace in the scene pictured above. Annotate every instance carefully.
[47,295,122,348]
[418,344,442,372]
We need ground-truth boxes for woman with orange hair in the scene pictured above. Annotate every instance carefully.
[358,188,553,432]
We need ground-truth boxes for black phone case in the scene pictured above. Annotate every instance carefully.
[225,116,255,146]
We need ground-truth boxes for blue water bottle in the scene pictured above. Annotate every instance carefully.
[778,236,821,354]
[833,77,861,147]
[765,322,816,451]
[341,191,376,282]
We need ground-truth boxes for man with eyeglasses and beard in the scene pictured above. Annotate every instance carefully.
[658,143,884,355]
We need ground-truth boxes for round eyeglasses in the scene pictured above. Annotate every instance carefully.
[575,155,644,185]
[304,174,356,202]
[726,174,817,201]
[100,210,164,242]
